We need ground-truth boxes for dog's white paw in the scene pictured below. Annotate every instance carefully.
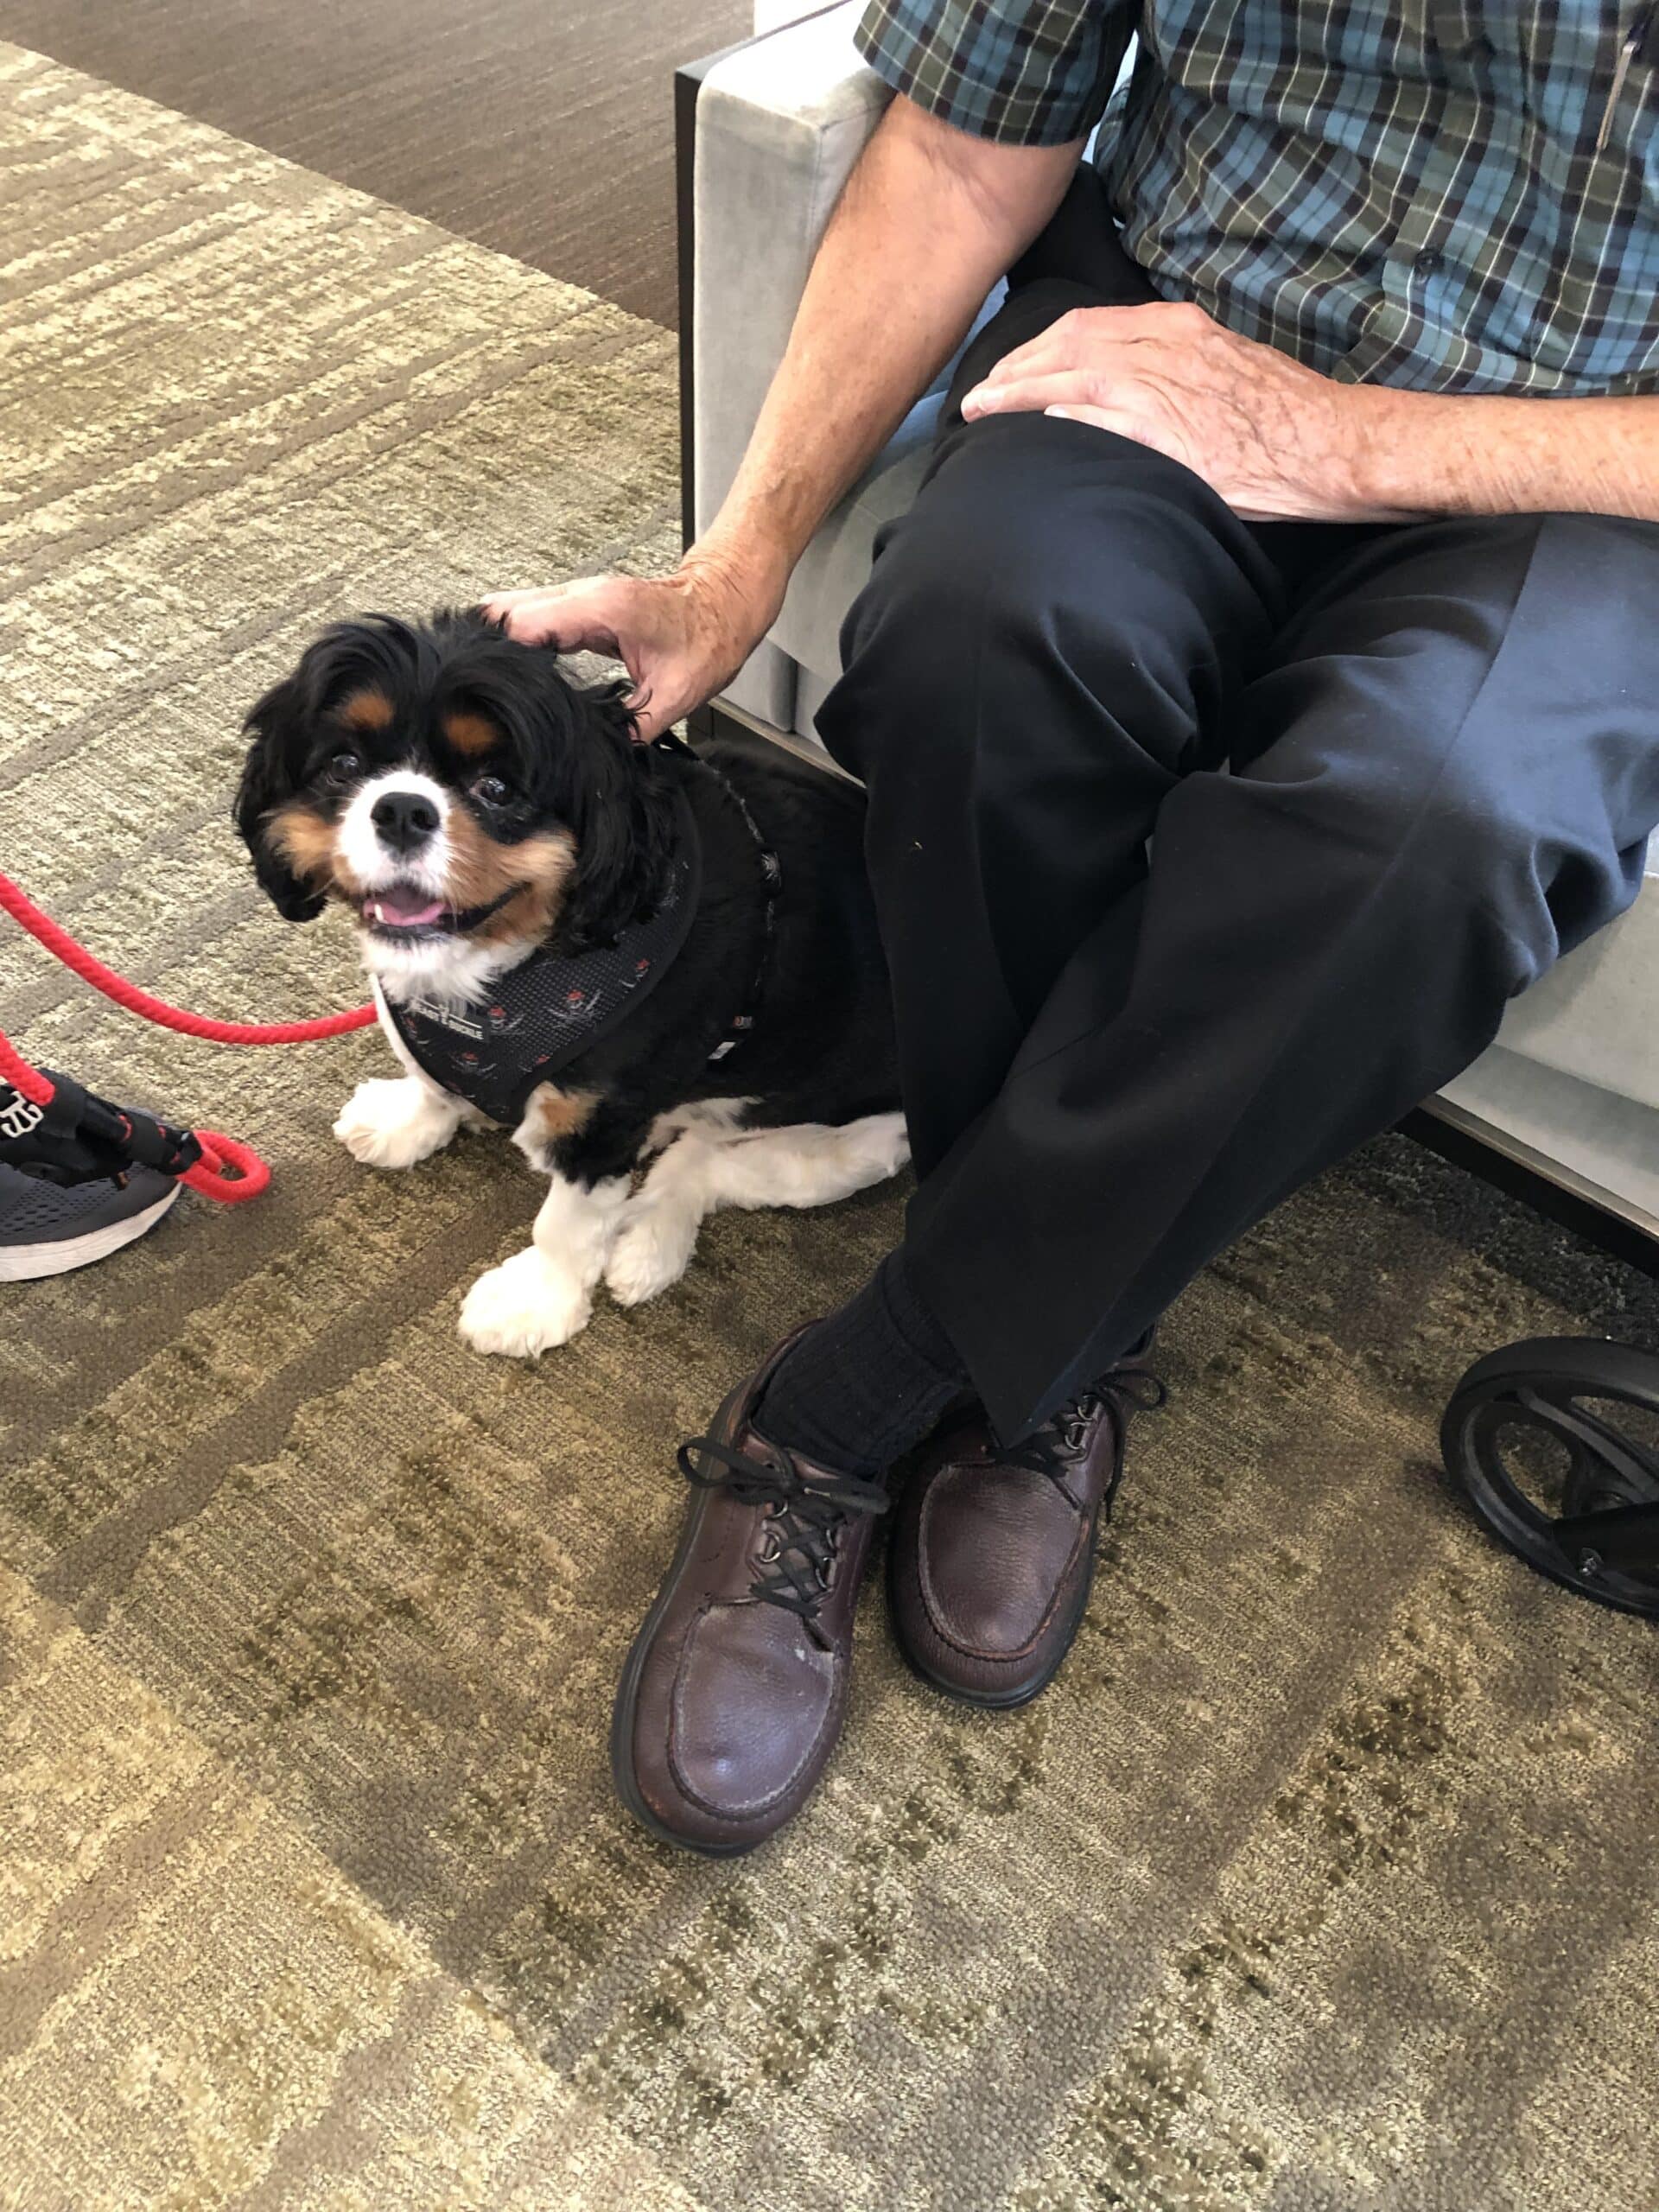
[604,1200,699,1307]
[458,1247,592,1357]
[334,1077,461,1170]
[854,1114,911,1180]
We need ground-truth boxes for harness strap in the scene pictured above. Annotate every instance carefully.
[699,760,783,1066]
[638,732,781,1069]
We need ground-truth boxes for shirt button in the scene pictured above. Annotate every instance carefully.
[1415,248,1444,276]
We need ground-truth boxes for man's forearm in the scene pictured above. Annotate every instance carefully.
[690,99,1082,612]
[485,103,1081,737]
[1352,386,1659,521]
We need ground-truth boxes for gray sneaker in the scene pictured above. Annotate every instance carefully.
[0,1072,189,1281]
[0,1159,179,1281]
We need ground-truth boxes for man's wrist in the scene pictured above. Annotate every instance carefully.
[680,528,791,638]
[1338,383,1436,518]
[1340,383,1536,520]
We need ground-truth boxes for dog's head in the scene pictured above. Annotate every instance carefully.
[234,610,677,996]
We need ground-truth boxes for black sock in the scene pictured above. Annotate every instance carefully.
[754,1249,972,1478]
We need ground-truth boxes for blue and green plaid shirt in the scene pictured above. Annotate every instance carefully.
[855,0,1659,394]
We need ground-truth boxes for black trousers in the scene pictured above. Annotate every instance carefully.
[815,183,1659,1443]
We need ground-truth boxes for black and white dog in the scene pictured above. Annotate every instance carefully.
[234,610,906,1355]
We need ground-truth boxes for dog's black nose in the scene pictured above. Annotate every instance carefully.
[371,788,441,853]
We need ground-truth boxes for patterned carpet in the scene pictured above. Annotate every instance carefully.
[3,40,1658,2212]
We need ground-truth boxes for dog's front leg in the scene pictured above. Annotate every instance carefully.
[334,1074,467,1168]
[334,987,481,1169]
[458,1088,642,1357]
[457,1175,630,1357]
[602,1131,718,1307]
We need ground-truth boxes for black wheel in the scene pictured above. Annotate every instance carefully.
[1440,1336,1659,1619]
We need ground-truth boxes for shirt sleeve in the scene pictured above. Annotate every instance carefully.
[855,0,1131,147]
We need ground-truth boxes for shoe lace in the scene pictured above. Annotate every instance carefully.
[1001,1360,1168,1497]
[676,1433,889,1649]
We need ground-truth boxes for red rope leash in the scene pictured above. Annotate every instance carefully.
[1,866,376,1205]
[0,870,375,1043]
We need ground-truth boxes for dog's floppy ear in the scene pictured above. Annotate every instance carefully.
[556,677,680,950]
[233,670,328,922]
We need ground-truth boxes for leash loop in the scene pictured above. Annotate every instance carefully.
[181,1132,271,1205]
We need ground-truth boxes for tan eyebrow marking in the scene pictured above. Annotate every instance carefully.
[442,710,501,757]
[337,688,395,732]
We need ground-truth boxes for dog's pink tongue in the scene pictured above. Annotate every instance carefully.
[370,888,446,927]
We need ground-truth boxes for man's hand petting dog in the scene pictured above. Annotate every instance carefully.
[484,553,780,744]
[961,301,1418,524]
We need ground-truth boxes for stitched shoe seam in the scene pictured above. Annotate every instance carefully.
[666,1598,842,1821]
[914,1490,1091,1662]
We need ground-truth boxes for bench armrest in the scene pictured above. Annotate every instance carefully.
[678,7,887,725]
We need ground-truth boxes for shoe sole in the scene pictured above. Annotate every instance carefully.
[0,1183,180,1281]
[887,1523,1098,1712]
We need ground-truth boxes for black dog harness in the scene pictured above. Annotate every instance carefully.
[385,754,781,1128]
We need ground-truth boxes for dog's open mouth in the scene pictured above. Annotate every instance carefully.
[364,886,450,933]
[358,883,526,936]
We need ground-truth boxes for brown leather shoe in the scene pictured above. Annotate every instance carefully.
[888,1344,1165,1708]
[610,1332,889,1855]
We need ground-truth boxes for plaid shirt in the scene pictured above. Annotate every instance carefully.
[855,0,1659,395]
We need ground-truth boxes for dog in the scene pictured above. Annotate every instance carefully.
[233,609,908,1355]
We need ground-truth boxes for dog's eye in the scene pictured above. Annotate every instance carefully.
[325,747,363,783]
[471,773,513,808]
